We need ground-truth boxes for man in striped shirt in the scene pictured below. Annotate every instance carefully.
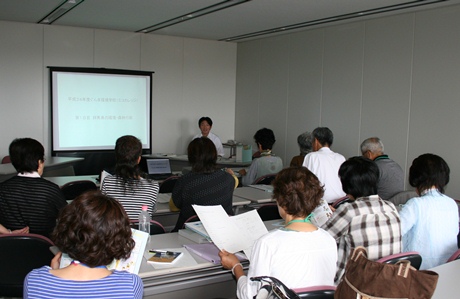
[0,138,67,237]
[322,156,402,284]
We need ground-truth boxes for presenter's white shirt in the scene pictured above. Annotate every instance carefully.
[303,147,346,203]
[237,228,337,299]
[193,131,224,156]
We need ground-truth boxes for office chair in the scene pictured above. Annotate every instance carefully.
[376,251,422,270]
[253,173,277,185]
[182,215,200,228]
[387,190,418,207]
[1,155,10,164]
[447,249,460,263]
[130,220,166,235]
[0,233,55,297]
[294,285,336,299]
[331,196,350,209]
[256,203,281,221]
[61,180,98,201]
[159,175,180,193]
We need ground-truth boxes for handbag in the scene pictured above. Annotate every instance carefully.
[251,276,300,299]
[335,246,439,299]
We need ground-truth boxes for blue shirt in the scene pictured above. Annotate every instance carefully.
[400,189,459,269]
[24,266,143,299]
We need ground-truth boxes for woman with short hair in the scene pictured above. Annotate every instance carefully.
[24,191,143,298]
[219,167,337,299]
[400,153,459,269]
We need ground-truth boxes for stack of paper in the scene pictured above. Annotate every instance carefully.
[191,205,268,260]
[184,221,212,241]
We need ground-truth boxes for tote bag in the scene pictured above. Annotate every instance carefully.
[335,246,439,299]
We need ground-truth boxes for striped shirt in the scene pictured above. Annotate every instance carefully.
[0,175,67,237]
[101,175,159,220]
[24,266,143,299]
[321,195,401,284]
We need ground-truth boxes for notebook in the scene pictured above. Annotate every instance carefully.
[146,158,173,180]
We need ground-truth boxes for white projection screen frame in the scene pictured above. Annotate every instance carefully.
[50,67,152,153]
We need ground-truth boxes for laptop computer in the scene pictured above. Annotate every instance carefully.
[146,158,173,180]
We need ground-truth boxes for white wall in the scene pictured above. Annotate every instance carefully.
[0,21,236,158]
[235,4,460,198]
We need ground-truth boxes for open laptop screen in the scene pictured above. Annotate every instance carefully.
[146,159,172,175]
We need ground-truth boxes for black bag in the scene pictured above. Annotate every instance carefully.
[251,276,300,299]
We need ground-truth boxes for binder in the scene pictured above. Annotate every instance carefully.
[184,243,247,264]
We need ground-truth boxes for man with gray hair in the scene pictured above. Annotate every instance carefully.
[303,127,346,203]
[361,137,404,200]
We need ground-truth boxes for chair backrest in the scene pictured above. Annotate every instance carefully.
[256,203,281,221]
[61,180,98,201]
[182,215,200,228]
[447,248,460,263]
[0,233,55,297]
[331,196,350,209]
[253,173,277,185]
[159,175,180,193]
[294,285,336,298]
[1,155,11,164]
[376,251,422,270]
[130,220,166,235]
[387,190,418,207]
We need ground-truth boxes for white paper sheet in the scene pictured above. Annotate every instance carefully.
[192,205,268,259]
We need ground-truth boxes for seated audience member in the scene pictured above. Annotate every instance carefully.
[360,137,404,200]
[0,223,28,234]
[399,153,459,269]
[170,137,237,232]
[239,128,283,186]
[219,167,337,299]
[101,135,159,220]
[303,127,346,203]
[193,116,225,157]
[24,191,143,298]
[0,138,67,238]
[321,156,401,284]
[290,131,313,167]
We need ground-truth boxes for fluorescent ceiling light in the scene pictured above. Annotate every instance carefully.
[38,0,85,25]
[138,0,249,33]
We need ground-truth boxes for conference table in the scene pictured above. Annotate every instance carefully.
[44,174,99,187]
[430,259,460,299]
[0,156,84,182]
[139,220,283,299]
[144,154,251,172]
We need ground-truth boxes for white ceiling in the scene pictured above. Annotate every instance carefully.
[1,0,459,42]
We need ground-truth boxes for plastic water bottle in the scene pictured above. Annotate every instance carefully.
[138,205,150,236]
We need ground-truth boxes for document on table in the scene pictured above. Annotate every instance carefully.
[192,205,268,260]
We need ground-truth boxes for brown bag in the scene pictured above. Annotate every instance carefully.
[335,246,439,299]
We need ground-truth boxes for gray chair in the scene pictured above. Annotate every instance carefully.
[387,190,418,207]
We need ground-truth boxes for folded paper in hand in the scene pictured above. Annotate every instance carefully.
[192,205,268,260]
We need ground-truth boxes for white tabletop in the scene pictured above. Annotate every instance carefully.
[430,259,460,298]
[0,156,84,176]
[44,175,99,187]
[233,186,274,203]
[155,193,251,214]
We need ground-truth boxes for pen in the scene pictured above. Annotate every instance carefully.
[149,250,174,255]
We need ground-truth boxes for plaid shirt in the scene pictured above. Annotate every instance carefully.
[322,195,401,283]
